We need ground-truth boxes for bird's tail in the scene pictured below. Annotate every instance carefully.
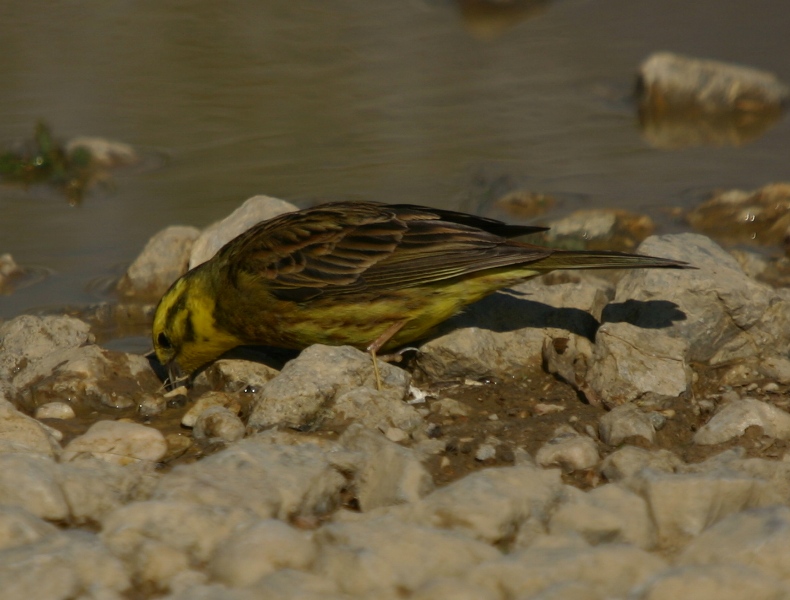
[532,249,689,271]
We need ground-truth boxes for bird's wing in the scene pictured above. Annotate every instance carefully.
[223,202,551,302]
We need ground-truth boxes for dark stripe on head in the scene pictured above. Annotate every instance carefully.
[165,289,188,326]
[183,310,196,343]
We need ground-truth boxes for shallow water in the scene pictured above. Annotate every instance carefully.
[1,0,789,323]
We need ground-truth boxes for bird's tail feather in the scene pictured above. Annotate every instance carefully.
[533,250,689,271]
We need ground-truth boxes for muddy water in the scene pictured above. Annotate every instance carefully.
[1,0,789,332]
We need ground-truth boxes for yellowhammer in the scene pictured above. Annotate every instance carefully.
[152,201,687,388]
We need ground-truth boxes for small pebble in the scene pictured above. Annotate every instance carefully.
[488,413,499,421]
[384,427,408,443]
[432,398,470,417]
[62,420,168,465]
[536,427,599,471]
[475,443,497,461]
[763,382,780,393]
[193,406,245,444]
[182,391,241,428]
[407,385,428,405]
[647,412,667,430]
[534,402,565,415]
[138,395,167,417]
[34,402,75,420]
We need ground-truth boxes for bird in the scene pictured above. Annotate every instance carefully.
[152,201,688,389]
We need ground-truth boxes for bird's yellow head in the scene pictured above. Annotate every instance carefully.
[152,270,242,387]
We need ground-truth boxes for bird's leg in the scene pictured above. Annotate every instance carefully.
[367,320,407,391]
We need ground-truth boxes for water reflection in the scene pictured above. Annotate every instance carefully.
[456,0,551,40]
[637,106,785,149]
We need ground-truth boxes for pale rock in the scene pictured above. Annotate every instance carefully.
[0,315,91,383]
[542,334,598,406]
[0,530,130,600]
[66,136,138,166]
[0,253,26,294]
[599,403,656,445]
[117,225,200,299]
[131,540,192,591]
[168,570,211,596]
[549,483,657,549]
[56,458,158,524]
[0,453,69,520]
[625,467,778,546]
[333,387,424,434]
[412,577,501,600]
[251,569,349,600]
[208,519,316,587]
[544,209,620,242]
[139,393,168,417]
[725,455,790,499]
[616,234,776,364]
[418,326,546,381]
[600,445,683,481]
[633,564,790,600]
[338,424,433,511]
[394,465,563,544]
[414,437,445,456]
[0,398,62,457]
[469,540,667,599]
[101,500,257,584]
[694,397,790,445]
[189,195,298,269]
[535,427,599,471]
[193,406,246,444]
[0,505,59,551]
[248,345,410,430]
[34,401,76,420]
[586,323,690,407]
[153,433,345,520]
[160,583,265,600]
[431,397,470,417]
[519,581,606,600]
[182,391,242,428]
[313,515,500,596]
[14,345,159,410]
[680,505,790,581]
[638,52,790,112]
[62,420,167,465]
[475,443,497,461]
[384,427,408,442]
[194,358,280,393]
[760,355,790,384]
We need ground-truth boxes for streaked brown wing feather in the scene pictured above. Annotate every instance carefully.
[220,202,550,302]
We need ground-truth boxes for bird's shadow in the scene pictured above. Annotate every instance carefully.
[430,290,687,343]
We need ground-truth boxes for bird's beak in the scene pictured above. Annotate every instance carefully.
[165,360,189,392]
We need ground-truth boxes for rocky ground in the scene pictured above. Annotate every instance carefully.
[2,189,790,600]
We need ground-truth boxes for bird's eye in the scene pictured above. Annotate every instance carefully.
[158,332,172,349]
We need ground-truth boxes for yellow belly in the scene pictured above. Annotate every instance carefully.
[273,268,541,350]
